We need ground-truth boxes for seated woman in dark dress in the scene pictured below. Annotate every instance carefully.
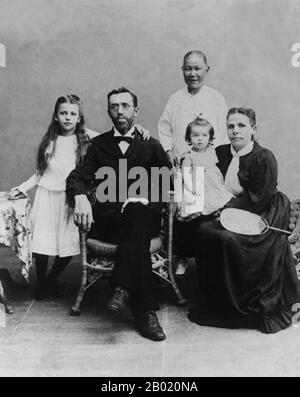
[188,107,300,333]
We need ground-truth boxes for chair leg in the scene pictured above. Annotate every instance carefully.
[167,191,186,306]
[70,230,88,316]
[167,255,187,305]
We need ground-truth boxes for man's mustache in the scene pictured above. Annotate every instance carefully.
[115,118,130,127]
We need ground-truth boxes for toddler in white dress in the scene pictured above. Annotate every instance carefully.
[174,117,233,275]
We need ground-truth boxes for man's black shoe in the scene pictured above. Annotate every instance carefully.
[107,287,130,316]
[136,310,166,341]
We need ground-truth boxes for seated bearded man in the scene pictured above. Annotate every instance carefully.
[66,87,171,342]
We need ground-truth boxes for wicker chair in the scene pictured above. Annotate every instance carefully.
[70,195,300,316]
[288,199,300,279]
[70,192,186,316]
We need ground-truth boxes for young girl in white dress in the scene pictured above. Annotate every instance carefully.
[9,95,96,299]
[174,117,233,275]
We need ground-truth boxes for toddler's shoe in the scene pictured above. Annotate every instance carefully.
[175,257,188,278]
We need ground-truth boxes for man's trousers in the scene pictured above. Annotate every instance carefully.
[89,202,161,316]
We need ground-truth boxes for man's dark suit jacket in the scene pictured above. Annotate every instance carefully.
[66,128,171,215]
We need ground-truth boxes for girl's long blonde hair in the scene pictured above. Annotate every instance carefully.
[36,95,90,175]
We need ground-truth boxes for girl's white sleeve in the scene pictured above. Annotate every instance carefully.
[15,173,41,193]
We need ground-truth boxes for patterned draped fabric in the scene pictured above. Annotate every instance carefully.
[0,193,32,281]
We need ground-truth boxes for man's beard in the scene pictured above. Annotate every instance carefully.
[114,118,133,134]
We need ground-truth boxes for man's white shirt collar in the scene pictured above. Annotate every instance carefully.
[113,126,135,138]
[113,126,135,154]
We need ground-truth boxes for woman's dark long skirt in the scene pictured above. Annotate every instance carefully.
[189,192,300,333]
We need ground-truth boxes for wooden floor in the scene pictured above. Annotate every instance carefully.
[1,247,300,377]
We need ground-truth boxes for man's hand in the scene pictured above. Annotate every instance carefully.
[166,150,179,168]
[74,195,93,232]
[135,124,150,140]
[121,197,149,213]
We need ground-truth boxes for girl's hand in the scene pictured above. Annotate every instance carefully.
[6,188,26,200]
[135,124,150,141]
[74,194,94,232]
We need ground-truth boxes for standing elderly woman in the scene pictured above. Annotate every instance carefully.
[189,107,300,333]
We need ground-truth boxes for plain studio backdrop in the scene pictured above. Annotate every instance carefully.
[0,0,300,199]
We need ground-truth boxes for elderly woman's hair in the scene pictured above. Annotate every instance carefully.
[227,107,256,127]
[183,50,208,66]
[185,117,215,144]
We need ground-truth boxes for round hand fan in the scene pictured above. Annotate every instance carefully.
[220,208,291,236]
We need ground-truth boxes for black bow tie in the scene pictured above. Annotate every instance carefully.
[114,136,134,144]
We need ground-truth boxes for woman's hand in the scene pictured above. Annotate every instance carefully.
[135,124,150,140]
[74,195,94,232]
[213,210,221,222]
